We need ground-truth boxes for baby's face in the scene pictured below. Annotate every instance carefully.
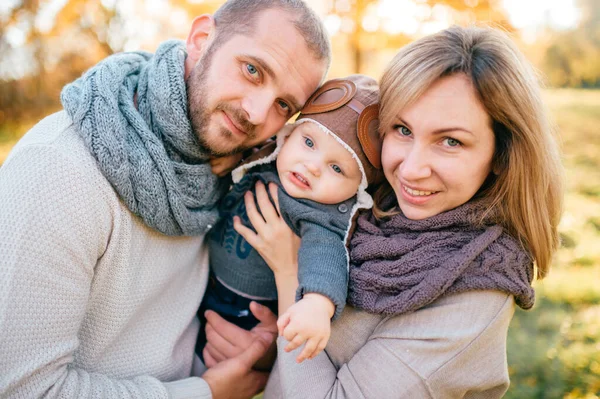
[276,122,362,204]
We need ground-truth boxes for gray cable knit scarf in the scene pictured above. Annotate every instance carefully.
[348,198,535,315]
[61,40,226,236]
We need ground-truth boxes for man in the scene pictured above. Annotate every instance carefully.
[0,0,329,398]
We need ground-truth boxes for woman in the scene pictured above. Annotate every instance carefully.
[205,25,563,398]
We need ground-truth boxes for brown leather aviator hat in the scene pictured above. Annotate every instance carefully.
[296,74,384,186]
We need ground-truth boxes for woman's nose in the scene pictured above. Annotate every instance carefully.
[400,144,432,181]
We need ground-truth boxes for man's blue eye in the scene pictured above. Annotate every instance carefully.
[304,137,314,148]
[247,64,258,75]
[400,126,411,136]
[332,165,342,174]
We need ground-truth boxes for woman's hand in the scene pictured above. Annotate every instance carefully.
[233,181,300,278]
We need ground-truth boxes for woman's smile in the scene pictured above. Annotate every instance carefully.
[400,184,439,206]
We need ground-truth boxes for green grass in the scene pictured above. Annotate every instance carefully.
[505,89,600,399]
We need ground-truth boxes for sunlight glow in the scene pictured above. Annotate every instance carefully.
[323,14,342,35]
[324,0,581,39]
[34,0,68,33]
[375,0,455,36]
[377,0,421,35]
[503,0,580,30]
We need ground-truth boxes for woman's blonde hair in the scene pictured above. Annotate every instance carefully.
[376,26,563,279]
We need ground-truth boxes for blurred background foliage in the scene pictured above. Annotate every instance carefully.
[1,1,599,397]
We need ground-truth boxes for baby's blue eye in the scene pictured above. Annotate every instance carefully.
[304,137,314,148]
[331,165,342,174]
[246,64,258,75]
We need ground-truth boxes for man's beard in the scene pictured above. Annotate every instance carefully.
[186,44,257,157]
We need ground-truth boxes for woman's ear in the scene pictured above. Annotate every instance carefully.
[492,162,502,176]
[186,14,215,67]
[491,153,507,176]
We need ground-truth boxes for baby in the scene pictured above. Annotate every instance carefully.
[197,75,382,364]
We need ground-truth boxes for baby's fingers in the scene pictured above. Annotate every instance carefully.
[277,313,291,337]
[296,337,318,363]
[284,333,305,353]
[309,338,327,360]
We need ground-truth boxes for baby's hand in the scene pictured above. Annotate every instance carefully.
[209,153,244,177]
[278,293,335,363]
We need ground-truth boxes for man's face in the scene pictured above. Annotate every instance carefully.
[187,9,327,157]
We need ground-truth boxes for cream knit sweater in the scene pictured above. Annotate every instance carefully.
[0,112,212,398]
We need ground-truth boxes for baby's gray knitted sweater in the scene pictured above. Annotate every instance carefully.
[209,163,355,319]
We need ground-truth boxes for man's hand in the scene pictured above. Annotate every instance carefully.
[203,302,278,370]
[210,153,244,177]
[201,338,270,399]
[278,293,334,363]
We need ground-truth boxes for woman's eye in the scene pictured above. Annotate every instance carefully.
[444,137,461,147]
[394,125,411,136]
[246,63,258,77]
[331,165,342,174]
[304,137,314,148]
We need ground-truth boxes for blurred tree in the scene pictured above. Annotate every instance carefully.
[326,0,513,73]
[0,0,121,126]
[542,0,600,88]
[0,0,218,131]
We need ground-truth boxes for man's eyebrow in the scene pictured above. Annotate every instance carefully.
[243,54,303,112]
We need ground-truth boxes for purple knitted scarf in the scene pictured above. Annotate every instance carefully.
[348,199,535,315]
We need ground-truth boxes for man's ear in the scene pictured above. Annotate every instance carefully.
[186,14,215,67]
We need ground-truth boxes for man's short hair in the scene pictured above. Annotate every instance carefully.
[212,0,331,69]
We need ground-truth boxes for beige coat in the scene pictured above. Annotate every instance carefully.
[265,290,515,399]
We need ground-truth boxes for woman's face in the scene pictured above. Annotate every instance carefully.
[381,74,496,220]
